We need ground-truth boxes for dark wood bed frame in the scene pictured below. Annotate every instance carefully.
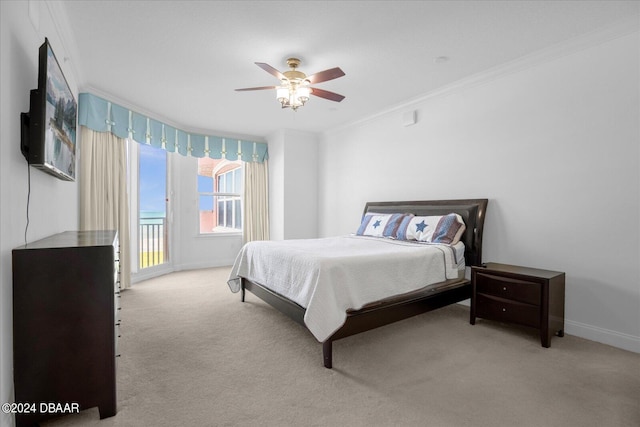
[240,199,489,368]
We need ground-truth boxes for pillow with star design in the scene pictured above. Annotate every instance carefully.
[356,213,409,238]
[399,213,466,244]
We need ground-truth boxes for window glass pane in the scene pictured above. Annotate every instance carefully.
[198,158,243,234]
[197,175,213,193]
[234,169,242,193]
[225,171,233,193]
[139,143,167,269]
[234,199,241,229]
[217,200,224,226]
[199,195,214,233]
[199,195,213,211]
[225,200,232,227]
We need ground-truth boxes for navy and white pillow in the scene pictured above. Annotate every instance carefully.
[431,213,466,244]
[357,212,465,245]
[394,214,415,240]
[397,213,466,244]
[356,213,408,238]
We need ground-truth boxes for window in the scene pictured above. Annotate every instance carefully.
[198,158,243,233]
[138,143,169,268]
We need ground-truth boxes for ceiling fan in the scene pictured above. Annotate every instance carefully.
[235,58,346,111]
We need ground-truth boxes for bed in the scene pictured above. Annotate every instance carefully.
[227,199,488,368]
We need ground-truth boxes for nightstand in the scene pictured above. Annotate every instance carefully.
[470,262,565,347]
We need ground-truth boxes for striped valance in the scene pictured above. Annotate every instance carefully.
[77,93,268,162]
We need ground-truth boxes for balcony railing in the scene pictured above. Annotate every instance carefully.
[139,217,166,269]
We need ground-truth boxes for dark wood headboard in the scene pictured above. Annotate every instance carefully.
[363,199,489,266]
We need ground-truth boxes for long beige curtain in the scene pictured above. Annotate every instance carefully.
[79,126,131,289]
[243,160,269,244]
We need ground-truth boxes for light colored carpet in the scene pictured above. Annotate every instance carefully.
[42,267,639,427]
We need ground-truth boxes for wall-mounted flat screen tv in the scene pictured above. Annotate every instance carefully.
[21,38,77,181]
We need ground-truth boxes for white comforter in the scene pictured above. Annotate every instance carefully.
[227,235,464,342]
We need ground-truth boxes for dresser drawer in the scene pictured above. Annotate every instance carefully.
[475,294,540,328]
[475,272,541,306]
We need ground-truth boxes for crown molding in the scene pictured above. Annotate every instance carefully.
[325,16,639,136]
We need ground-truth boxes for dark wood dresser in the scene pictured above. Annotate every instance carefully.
[470,262,565,347]
[12,230,120,427]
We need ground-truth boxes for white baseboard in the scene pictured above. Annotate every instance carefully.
[174,260,235,272]
[565,320,640,354]
[456,301,640,354]
[131,260,234,284]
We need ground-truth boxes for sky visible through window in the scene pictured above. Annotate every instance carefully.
[198,174,214,210]
[139,143,166,220]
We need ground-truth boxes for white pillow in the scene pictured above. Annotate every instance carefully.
[356,213,392,237]
[356,213,409,238]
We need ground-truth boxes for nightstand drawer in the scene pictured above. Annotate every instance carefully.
[475,294,540,328]
[471,263,565,348]
[476,272,541,306]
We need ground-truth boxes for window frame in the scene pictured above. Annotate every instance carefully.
[197,159,243,236]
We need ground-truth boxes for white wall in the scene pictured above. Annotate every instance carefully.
[173,154,244,271]
[267,131,286,240]
[268,129,319,240]
[1,2,80,426]
[319,31,640,352]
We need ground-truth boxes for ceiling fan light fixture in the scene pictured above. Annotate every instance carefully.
[276,86,290,104]
[276,81,311,111]
[237,58,345,111]
[296,85,310,103]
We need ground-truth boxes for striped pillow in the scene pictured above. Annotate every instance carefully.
[431,213,466,244]
[394,214,415,240]
[397,213,466,244]
[356,213,409,238]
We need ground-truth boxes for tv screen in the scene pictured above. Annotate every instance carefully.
[21,38,77,181]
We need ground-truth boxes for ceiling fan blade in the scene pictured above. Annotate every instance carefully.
[310,87,345,102]
[235,86,277,91]
[306,67,345,84]
[255,62,286,80]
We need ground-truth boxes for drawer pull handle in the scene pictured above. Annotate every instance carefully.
[503,287,507,291]
[502,308,506,312]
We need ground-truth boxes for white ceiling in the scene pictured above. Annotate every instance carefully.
[58,1,638,139]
